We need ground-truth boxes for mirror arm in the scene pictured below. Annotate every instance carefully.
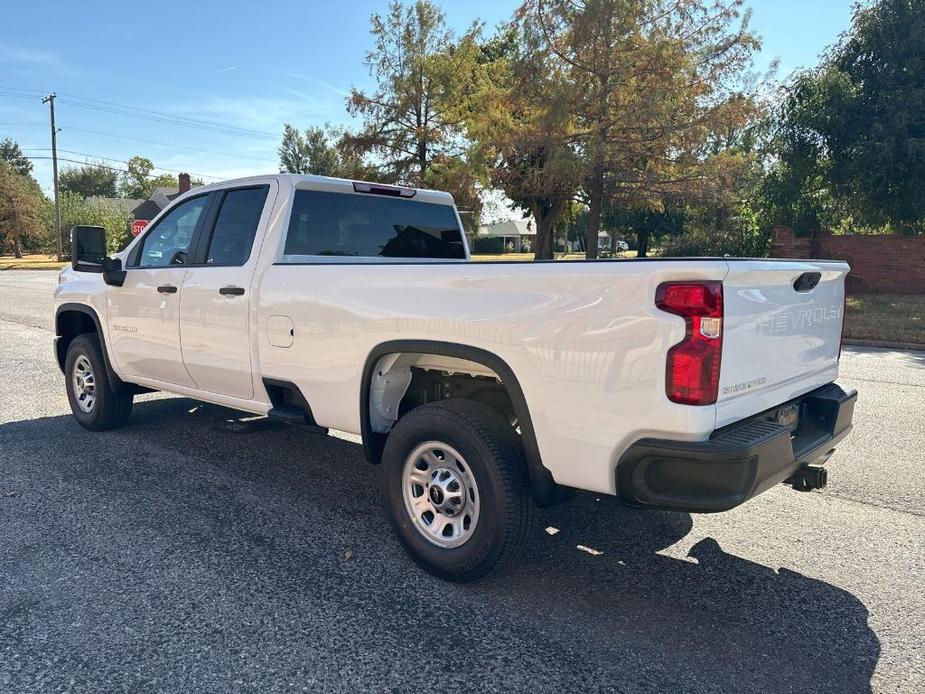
[102,258,126,287]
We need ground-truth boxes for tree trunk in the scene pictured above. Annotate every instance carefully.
[12,234,22,259]
[585,167,604,259]
[637,229,649,258]
[417,138,427,179]
[532,199,565,261]
[534,213,554,260]
[585,6,612,261]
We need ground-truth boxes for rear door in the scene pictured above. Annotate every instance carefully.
[178,182,275,400]
[716,259,849,427]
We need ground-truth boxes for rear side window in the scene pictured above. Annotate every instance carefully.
[205,186,269,266]
[283,190,465,259]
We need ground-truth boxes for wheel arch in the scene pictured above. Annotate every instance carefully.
[55,303,129,393]
[360,340,564,506]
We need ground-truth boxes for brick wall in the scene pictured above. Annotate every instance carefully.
[770,225,925,295]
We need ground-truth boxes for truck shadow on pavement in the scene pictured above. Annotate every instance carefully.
[0,396,879,693]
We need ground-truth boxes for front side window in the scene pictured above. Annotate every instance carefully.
[283,190,465,259]
[205,186,269,266]
[135,196,208,267]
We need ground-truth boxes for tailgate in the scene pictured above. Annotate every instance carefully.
[716,259,849,428]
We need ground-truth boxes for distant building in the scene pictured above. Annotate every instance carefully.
[131,173,192,222]
[475,219,536,253]
[87,173,192,223]
[475,217,619,254]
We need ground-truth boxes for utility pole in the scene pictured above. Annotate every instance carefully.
[42,93,62,261]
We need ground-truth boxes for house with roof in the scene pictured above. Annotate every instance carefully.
[87,173,192,224]
[130,173,191,222]
[475,219,536,253]
[475,216,620,254]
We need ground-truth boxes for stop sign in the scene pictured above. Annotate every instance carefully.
[131,219,149,237]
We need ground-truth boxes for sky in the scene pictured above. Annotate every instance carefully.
[0,0,857,196]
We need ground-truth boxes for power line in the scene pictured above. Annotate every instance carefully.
[0,86,44,95]
[2,86,281,180]
[60,150,223,181]
[57,91,280,138]
[24,155,197,182]
[56,96,279,140]
[59,126,278,165]
[8,125,277,166]
[0,87,280,140]
[0,90,42,101]
[23,148,225,181]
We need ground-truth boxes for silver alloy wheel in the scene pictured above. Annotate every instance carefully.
[401,441,480,549]
[72,354,96,413]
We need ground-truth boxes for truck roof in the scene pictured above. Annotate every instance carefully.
[191,173,456,207]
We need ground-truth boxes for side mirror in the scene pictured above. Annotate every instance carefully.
[71,225,107,273]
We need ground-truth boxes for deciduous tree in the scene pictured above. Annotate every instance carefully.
[344,0,487,225]
[523,0,761,257]
[118,156,176,199]
[465,24,582,259]
[0,162,46,258]
[60,161,119,198]
[278,124,380,180]
[58,192,134,254]
[0,138,33,178]
[768,0,925,234]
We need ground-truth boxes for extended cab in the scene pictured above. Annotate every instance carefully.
[55,174,857,581]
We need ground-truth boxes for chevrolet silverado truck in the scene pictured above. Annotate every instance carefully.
[55,174,857,581]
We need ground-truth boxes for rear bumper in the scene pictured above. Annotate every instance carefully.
[616,383,857,513]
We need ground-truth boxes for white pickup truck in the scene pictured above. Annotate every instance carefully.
[55,174,857,581]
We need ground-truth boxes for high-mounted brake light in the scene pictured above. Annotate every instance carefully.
[655,281,724,406]
[352,181,417,198]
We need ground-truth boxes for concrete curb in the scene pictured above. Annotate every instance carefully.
[843,338,925,352]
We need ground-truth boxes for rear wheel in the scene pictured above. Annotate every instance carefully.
[381,399,533,582]
[65,333,133,431]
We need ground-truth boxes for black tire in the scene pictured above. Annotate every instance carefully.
[64,333,133,431]
[381,399,534,582]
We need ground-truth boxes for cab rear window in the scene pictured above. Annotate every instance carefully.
[283,189,465,259]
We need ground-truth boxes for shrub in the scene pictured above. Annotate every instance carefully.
[55,193,133,256]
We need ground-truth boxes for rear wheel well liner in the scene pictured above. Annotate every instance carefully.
[359,340,564,506]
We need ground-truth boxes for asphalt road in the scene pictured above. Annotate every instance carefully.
[1,270,923,693]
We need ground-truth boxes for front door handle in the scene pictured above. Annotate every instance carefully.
[219,286,245,296]
[157,285,178,294]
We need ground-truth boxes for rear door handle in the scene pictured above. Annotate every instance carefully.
[157,285,178,294]
[219,286,245,296]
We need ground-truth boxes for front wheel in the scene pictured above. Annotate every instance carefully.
[65,333,133,431]
[381,399,533,582]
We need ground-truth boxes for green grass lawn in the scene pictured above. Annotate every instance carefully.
[845,293,925,345]
[0,254,68,270]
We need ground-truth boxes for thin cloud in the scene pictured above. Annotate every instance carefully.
[284,72,350,98]
[207,65,237,76]
[0,44,61,66]
[167,94,339,133]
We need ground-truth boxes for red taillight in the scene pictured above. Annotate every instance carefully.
[655,281,724,406]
